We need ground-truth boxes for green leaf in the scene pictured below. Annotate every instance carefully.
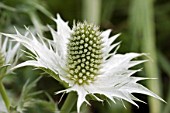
[0,64,10,80]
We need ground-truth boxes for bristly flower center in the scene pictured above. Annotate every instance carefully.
[67,22,103,85]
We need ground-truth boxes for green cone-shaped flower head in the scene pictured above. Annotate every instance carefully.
[68,23,103,85]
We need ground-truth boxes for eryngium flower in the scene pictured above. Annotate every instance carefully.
[2,14,164,113]
[0,35,20,76]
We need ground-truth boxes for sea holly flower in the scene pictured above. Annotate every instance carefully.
[2,14,164,113]
[0,35,20,78]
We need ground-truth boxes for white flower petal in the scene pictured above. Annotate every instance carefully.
[101,29,111,55]
[101,29,111,43]
[108,33,121,45]
[101,31,120,57]
[128,60,148,68]
[101,53,145,74]
[2,38,7,51]
[120,83,165,102]
[128,94,146,104]
[97,70,141,86]
[108,42,121,55]
[56,85,88,113]
[76,87,88,113]
[12,60,44,70]
[52,14,72,41]
[6,43,20,64]
[48,25,67,59]
[2,30,66,79]
[0,35,20,74]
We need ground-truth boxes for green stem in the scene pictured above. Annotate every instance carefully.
[129,0,162,113]
[0,81,10,112]
[60,92,77,113]
[141,1,162,113]
[82,0,101,25]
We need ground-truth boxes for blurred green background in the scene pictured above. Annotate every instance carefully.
[0,0,170,113]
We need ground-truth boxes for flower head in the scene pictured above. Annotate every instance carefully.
[67,22,103,85]
[2,14,164,113]
[0,35,20,77]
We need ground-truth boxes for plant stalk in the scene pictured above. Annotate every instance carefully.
[0,81,10,112]
[141,0,162,113]
[82,0,101,25]
[129,0,162,113]
[60,92,77,113]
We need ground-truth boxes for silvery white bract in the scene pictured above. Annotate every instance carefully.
[0,35,20,76]
[2,14,164,113]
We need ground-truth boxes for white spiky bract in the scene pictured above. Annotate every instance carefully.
[1,14,164,113]
[0,35,20,74]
